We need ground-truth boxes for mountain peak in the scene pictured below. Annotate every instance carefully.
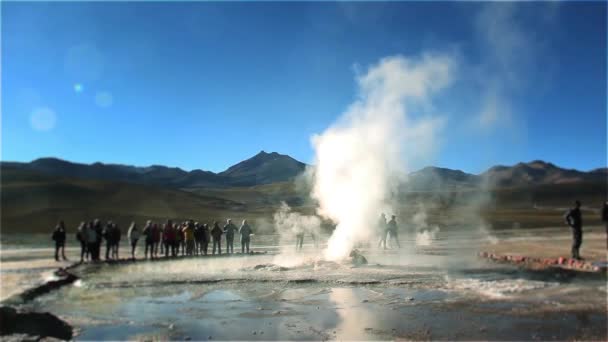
[521,160,556,169]
[219,151,306,186]
[254,150,282,159]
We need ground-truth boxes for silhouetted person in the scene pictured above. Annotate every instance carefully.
[171,223,180,256]
[387,215,400,249]
[211,221,223,255]
[52,221,67,261]
[163,220,174,257]
[113,223,121,259]
[602,201,608,250]
[201,223,210,255]
[194,222,203,255]
[159,223,165,255]
[564,200,583,260]
[295,226,304,251]
[85,221,98,261]
[93,219,103,261]
[142,220,155,259]
[75,221,88,262]
[127,222,139,260]
[377,213,388,249]
[152,223,162,257]
[103,221,114,260]
[176,222,185,256]
[239,219,253,254]
[224,219,237,254]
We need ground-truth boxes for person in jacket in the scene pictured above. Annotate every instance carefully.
[183,220,195,256]
[223,219,238,254]
[76,221,88,263]
[112,223,121,260]
[172,223,180,256]
[239,219,253,254]
[142,220,155,259]
[602,201,608,250]
[52,221,67,261]
[386,215,401,249]
[201,223,210,255]
[86,221,98,261]
[159,223,165,256]
[176,222,185,256]
[564,200,584,260]
[127,222,140,260]
[194,222,203,256]
[163,220,174,258]
[211,221,223,255]
[103,221,115,260]
[93,219,103,261]
[152,223,162,258]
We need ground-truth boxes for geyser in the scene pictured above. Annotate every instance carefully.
[310,54,454,261]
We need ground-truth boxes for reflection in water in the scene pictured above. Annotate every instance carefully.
[330,288,377,340]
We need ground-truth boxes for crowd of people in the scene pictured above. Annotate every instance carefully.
[51,200,608,263]
[51,218,254,262]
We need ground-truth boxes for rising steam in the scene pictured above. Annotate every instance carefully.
[310,54,454,261]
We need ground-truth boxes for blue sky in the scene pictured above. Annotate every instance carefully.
[2,2,606,173]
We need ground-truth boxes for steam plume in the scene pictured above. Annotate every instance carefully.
[310,54,454,261]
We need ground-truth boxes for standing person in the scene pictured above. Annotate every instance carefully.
[377,213,388,249]
[127,222,139,260]
[112,223,121,260]
[239,219,253,254]
[295,226,304,251]
[103,221,114,260]
[152,223,162,258]
[52,221,67,261]
[564,201,584,260]
[86,221,98,261]
[76,221,88,263]
[223,219,237,254]
[194,222,203,256]
[176,223,185,256]
[183,220,195,256]
[602,201,608,250]
[211,221,223,255]
[172,223,180,257]
[142,220,155,259]
[163,220,174,258]
[386,215,401,249]
[159,222,165,256]
[93,219,103,262]
[201,223,210,255]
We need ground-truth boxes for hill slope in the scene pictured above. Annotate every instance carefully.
[1,167,247,232]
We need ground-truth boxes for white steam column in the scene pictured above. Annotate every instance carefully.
[310,54,454,261]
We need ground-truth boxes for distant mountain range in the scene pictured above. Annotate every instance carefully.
[406,161,607,191]
[1,151,307,188]
[2,152,605,232]
[1,152,605,190]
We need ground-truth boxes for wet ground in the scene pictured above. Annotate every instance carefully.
[3,228,607,340]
